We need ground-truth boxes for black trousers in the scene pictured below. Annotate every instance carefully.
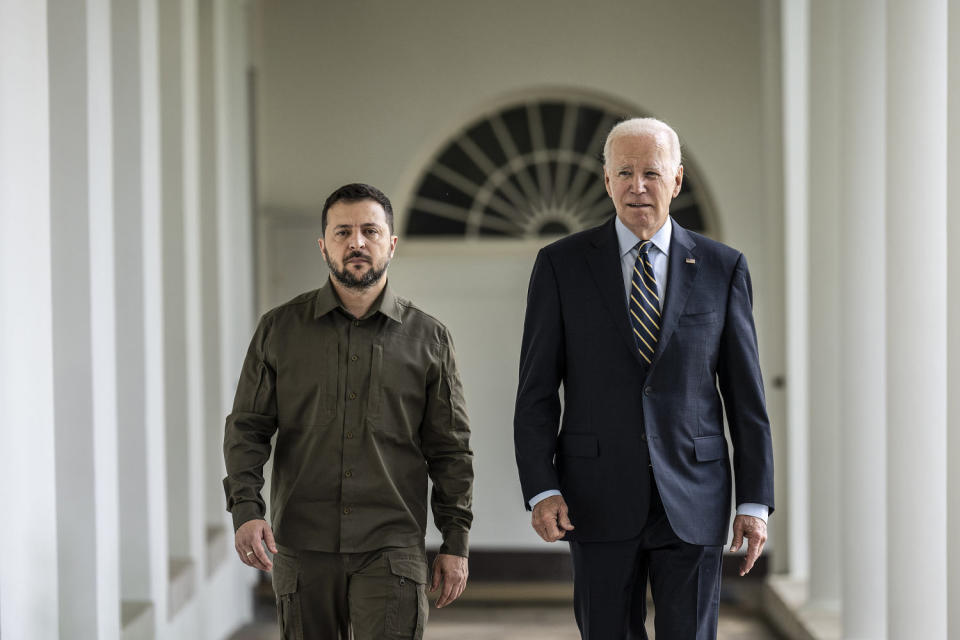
[568,479,723,640]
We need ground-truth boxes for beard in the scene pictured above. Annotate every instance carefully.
[324,249,390,290]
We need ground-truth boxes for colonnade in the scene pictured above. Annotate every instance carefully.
[772,0,960,637]
[0,1,257,638]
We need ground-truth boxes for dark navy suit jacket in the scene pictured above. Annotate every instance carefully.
[514,217,775,547]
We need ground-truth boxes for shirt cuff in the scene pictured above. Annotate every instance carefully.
[439,529,470,558]
[529,489,562,509]
[230,501,265,532]
[736,502,769,522]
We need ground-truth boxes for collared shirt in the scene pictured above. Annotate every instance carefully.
[615,215,672,310]
[223,280,474,556]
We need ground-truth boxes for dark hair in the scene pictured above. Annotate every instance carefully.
[321,183,394,234]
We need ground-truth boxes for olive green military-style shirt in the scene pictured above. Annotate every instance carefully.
[223,280,474,557]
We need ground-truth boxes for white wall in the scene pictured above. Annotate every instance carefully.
[253,0,785,550]
[391,243,545,548]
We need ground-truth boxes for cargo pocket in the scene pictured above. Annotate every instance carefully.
[384,551,428,640]
[272,552,303,640]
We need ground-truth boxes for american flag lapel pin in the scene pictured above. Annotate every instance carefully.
[685,257,696,264]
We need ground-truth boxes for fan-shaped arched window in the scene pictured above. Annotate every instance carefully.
[406,97,717,239]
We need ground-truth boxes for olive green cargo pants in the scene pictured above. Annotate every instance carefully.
[272,544,429,640]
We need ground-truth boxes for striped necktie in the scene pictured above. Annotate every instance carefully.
[629,240,661,364]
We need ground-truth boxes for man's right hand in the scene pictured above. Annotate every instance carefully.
[531,495,575,542]
[235,518,278,571]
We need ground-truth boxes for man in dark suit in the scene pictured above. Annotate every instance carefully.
[514,118,774,639]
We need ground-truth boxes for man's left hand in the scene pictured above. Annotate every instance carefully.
[730,514,767,576]
[430,553,468,608]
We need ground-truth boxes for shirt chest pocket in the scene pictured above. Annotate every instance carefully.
[366,343,429,441]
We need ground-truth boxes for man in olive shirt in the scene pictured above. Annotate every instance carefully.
[223,183,474,639]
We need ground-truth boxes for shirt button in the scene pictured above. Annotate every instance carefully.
[343,506,352,515]
[345,432,353,439]
[344,470,353,478]
[351,354,359,362]
[644,386,653,397]
[349,391,357,400]
[353,321,360,327]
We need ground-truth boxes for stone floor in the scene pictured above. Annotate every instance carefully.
[229,582,782,639]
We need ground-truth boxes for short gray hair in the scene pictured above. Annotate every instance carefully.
[603,117,682,171]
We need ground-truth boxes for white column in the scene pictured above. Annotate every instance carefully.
[214,0,258,604]
[946,1,960,637]
[181,0,207,582]
[805,0,841,610]
[47,0,97,628]
[197,0,227,540]
[111,0,166,627]
[781,0,810,581]
[87,0,122,636]
[0,2,59,638]
[759,0,789,576]
[139,0,172,632]
[838,2,887,637]
[47,0,120,636]
[886,0,948,636]
[216,0,256,388]
[113,0,148,603]
[158,0,194,573]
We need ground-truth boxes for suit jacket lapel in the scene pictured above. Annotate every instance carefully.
[585,219,647,366]
[648,221,699,374]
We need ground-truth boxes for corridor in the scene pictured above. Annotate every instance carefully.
[6,1,960,638]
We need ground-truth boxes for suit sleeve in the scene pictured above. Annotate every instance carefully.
[222,315,279,531]
[514,249,566,510]
[717,254,775,513]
